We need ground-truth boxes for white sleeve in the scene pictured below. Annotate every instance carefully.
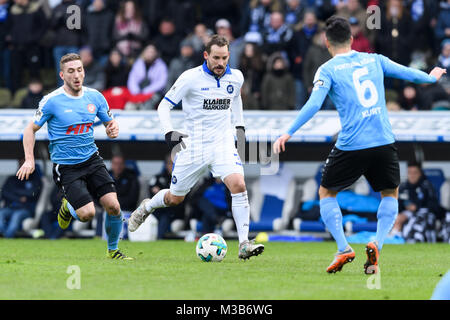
[232,94,245,128]
[157,98,174,134]
[232,69,245,128]
[163,70,192,107]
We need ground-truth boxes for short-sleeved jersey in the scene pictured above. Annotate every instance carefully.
[163,62,244,149]
[34,86,113,164]
[314,51,397,150]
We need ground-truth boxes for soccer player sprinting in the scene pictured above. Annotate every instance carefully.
[273,16,446,274]
[128,35,264,260]
[16,53,133,260]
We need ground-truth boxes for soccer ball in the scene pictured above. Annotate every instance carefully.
[196,233,228,262]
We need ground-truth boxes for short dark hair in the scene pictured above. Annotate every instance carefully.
[60,53,82,71]
[325,16,352,47]
[205,34,229,54]
[407,160,422,170]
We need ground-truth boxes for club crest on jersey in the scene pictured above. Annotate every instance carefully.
[87,103,96,113]
[172,175,177,184]
[227,84,234,94]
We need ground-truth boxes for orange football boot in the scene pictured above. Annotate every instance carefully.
[364,241,380,274]
[326,246,355,273]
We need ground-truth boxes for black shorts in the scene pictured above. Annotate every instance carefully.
[53,151,116,210]
[321,143,400,192]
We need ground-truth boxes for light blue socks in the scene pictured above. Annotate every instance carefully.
[375,197,398,250]
[105,212,123,250]
[320,197,348,252]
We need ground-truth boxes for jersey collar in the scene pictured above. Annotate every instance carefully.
[334,50,356,57]
[202,61,232,79]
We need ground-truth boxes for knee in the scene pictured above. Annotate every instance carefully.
[166,194,184,206]
[230,180,246,194]
[318,186,337,199]
[77,208,95,222]
[105,201,121,216]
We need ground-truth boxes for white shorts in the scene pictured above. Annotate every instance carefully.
[169,143,244,196]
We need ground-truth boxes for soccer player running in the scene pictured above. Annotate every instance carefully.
[273,16,446,274]
[128,35,264,260]
[16,53,133,260]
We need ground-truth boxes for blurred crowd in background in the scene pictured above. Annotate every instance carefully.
[0,0,448,111]
[1,0,450,241]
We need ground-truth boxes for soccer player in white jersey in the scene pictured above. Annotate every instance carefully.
[128,35,264,260]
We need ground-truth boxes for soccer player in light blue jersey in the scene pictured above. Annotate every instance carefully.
[16,53,133,260]
[273,16,446,274]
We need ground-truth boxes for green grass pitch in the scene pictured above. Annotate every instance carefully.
[1,239,448,300]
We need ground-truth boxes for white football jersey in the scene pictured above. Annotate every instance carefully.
[163,62,244,153]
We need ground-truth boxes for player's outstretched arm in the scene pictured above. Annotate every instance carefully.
[17,121,41,181]
[380,55,446,84]
[104,119,119,139]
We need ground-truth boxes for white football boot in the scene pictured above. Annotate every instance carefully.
[128,198,152,232]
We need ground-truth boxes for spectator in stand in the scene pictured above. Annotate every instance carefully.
[242,0,282,44]
[417,81,449,110]
[288,10,320,106]
[79,46,106,91]
[102,49,131,110]
[148,154,185,239]
[284,0,307,29]
[126,43,168,110]
[261,53,296,110]
[112,0,148,62]
[261,11,294,56]
[335,0,370,40]
[182,23,213,58]
[392,161,444,243]
[50,0,82,87]
[302,28,333,109]
[376,0,413,68]
[435,0,450,47]
[152,18,183,66]
[215,18,245,69]
[437,39,450,96]
[83,0,114,66]
[7,0,47,93]
[349,16,373,53]
[0,159,42,238]
[406,0,437,55]
[108,154,140,213]
[239,42,265,109]
[104,49,130,89]
[0,0,11,90]
[165,40,197,94]
[20,78,44,109]
[192,176,232,234]
[399,85,421,111]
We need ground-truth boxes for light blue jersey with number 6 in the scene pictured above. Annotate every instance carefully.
[287,50,437,151]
